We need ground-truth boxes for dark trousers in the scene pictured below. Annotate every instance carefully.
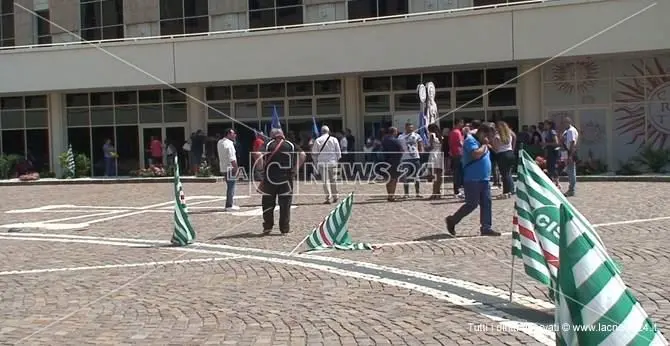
[261,180,293,231]
[496,150,516,194]
[450,156,463,194]
[104,157,115,177]
[451,181,492,233]
[490,151,500,185]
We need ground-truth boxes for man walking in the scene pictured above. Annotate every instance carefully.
[381,127,404,202]
[259,129,305,235]
[312,126,341,204]
[445,123,501,237]
[449,119,465,198]
[562,117,579,197]
[398,122,423,198]
[217,129,239,211]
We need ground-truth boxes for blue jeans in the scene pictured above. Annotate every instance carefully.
[451,181,492,233]
[104,157,115,177]
[225,178,236,208]
[566,160,576,193]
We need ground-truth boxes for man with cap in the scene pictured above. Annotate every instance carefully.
[258,128,306,235]
[311,125,341,204]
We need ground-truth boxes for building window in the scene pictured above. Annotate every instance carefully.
[249,0,303,29]
[347,0,408,20]
[362,68,518,131]
[80,0,124,41]
[0,0,14,47]
[160,0,209,35]
[36,9,51,44]
[0,95,50,171]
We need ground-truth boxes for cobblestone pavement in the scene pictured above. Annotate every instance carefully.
[0,181,668,345]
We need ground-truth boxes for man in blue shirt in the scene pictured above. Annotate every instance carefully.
[445,123,501,236]
[381,127,404,202]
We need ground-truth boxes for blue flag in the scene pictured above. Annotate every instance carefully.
[312,116,320,139]
[418,112,429,144]
[271,105,281,129]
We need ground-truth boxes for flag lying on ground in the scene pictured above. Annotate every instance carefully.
[555,204,667,346]
[66,144,76,178]
[304,193,375,252]
[512,149,613,299]
[271,105,281,129]
[171,156,196,246]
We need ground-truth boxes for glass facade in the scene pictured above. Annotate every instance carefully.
[249,0,304,29]
[80,0,125,40]
[0,0,14,47]
[206,79,343,170]
[159,0,209,35]
[65,89,188,175]
[0,95,50,172]
[347,0,408,20]
[362,67,519,138]
[36,9,51,44]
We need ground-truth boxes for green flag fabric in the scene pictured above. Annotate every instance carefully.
[171,156,196,246]
[512,150,613,295]
[304,193,375,252]
[555,204,667,346]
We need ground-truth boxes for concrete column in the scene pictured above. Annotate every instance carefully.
[48,93,66,176]
[48,0,80,37]
[123,0,159,25]
[518,62,542,127]
[186,86,206,135]
[13,0,34,46]
[343,76,362,152]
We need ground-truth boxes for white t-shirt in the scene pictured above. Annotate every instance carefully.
[312,134,341,165]
[562,125,579,149]
[217,138,237,174]
[399,132,421,160]
[339,137,348,153]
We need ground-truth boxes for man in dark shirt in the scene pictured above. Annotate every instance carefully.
[259,129,305,235]
[190,130,206,174]
[380,127,404,202]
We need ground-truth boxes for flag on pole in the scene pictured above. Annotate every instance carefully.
[171,156,196,246]
[418,112,429,145]
[312,116,320,139]
[512,150,612,298]
[271,105,281,129]
[304,193,376,252]
[555,204,667,346]
[66,144,76,178]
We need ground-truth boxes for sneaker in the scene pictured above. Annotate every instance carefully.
[445,216,456,236]
[262,228,272,235]
[564,191,575,197]
[480,230,501,236]
[225,205,240,211]
[456,192,465,199]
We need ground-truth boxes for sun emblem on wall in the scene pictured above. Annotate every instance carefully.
[551,58,599,94]
[615,57,670,148]
[580,120,604,145]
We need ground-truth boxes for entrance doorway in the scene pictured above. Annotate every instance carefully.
[139,125,186,168]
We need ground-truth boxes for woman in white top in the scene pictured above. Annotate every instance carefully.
[426,123,444,200]
[493,121,516,197]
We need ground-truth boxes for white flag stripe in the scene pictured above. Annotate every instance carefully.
[572,247,606,288]
[599,302,651,346]
[581,277,626,326]
[558,294,578,345]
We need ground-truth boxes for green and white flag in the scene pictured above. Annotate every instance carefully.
[171,156,195,246]
[555,204,667,346]
[66,144,76,178]
[305,193,375,252]
[512,150,611,298]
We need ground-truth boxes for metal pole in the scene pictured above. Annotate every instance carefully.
[509,254,515,302]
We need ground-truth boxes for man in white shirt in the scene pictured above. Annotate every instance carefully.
[398,122,424,198]
[312,126,341,204]
[562,117,579,197]
[217,129,240,210]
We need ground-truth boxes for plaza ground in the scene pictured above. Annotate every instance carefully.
[0,181,669,345]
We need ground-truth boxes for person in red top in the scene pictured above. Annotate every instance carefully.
[251,131,266,181]
[149,136,163,166]
[449,119,465,197]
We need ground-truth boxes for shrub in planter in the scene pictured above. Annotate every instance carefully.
[131,166,167,177]
[0,154,22,179]
[616,159,642,176]
[59,152,92,178]
[196,160,212,177]
[634,145,670,173]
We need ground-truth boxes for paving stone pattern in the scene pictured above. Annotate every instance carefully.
[0,181,668,345]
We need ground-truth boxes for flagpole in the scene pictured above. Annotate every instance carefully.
[288,233,310,256]
[509,252,516,302]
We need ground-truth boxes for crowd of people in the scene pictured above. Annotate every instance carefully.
[214,116,579,236]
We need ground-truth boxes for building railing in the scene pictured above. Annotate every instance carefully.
[0,0,550,52]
